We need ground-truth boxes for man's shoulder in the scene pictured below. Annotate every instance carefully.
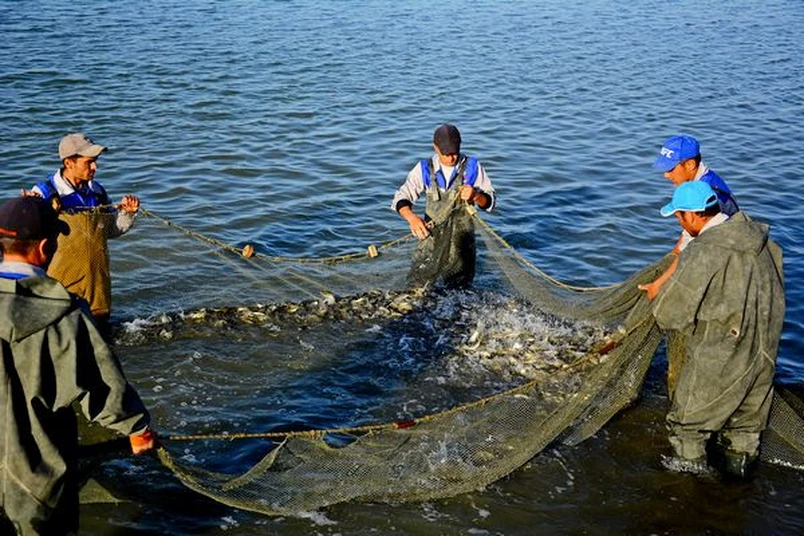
[31,171,59,196]
[1,274,71,299]
[700,168,730,189]
[0,276,79,342]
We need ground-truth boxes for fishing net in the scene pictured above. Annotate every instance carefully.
[60,203,804,515]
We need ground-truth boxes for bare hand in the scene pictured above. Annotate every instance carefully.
[637,281,661,301]
[129,429,156,455]
[20,189,42,198]
[408,216,430,240]
[459,185,476,204]
[399,205,430,240]
[119,195,140,213]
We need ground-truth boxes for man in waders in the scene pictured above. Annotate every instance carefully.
[25,133,140,338]
[391,124,496,288]
[648,181,784,478]
[0,197,155,535]
[640,134,739,300]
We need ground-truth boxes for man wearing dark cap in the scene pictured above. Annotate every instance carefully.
[24,132,141,336]
[0,197,155,535]
[391,124,496,288]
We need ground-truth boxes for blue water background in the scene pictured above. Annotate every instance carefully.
[2,0,804,534]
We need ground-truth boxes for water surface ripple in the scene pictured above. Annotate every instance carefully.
[2,1,804,534]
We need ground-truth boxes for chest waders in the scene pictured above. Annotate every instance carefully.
[35,175,116,320]
[48,211,115,318]
[406,157,477,289]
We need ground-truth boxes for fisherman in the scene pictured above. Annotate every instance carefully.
[391,124,496,288]
[647,181,784,478]
[639,134,739,300]
[24,132,140,338]
[0,197,155,535]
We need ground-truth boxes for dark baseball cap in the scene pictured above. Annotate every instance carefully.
[0,197,70,240]
[433,124,461,155]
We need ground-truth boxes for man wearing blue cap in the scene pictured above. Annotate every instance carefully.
[652,134,738,215]
[640,134,740,300]
[646,181,785,478]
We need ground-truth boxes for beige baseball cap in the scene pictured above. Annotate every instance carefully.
[59,132,107,160]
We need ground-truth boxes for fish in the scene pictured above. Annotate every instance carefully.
[115,287,612,392]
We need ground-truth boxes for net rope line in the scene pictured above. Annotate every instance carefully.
[137,206,416,299]
[139,193,459,266]
[109,205,340,300]
[138,201,455,300]
[470,213,619,292]
[139,207,414,264]
[67,203,406,300]
[162,314,648,443]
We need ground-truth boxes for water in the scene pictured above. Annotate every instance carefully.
[3,0,804,533]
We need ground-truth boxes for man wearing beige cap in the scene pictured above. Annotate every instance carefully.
[25,132,140,337]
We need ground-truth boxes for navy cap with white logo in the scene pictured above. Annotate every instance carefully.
[0,197,70,240]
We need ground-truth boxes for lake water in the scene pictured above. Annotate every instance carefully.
[2,0,804,534]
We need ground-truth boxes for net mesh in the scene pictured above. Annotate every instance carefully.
[62,204,804,515]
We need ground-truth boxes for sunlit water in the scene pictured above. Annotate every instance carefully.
[2,0,804,534]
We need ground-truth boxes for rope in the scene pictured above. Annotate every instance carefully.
[139,208,414,265]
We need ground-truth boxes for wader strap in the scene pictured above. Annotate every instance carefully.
[0,273,28,280]
[426,159,440,202]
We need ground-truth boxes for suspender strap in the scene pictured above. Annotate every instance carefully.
[0,273,28,280]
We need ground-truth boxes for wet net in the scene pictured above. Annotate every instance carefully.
[63,203,804,515]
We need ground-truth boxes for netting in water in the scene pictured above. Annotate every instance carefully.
[65,205,804,515]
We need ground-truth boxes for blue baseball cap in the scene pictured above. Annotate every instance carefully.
[660,181,719,217]
[652,134,700,172]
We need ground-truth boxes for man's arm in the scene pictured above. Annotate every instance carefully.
[651,248,710,330]
[107,194,140,239]
[392,163,430,239]
[52,307,153,447]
